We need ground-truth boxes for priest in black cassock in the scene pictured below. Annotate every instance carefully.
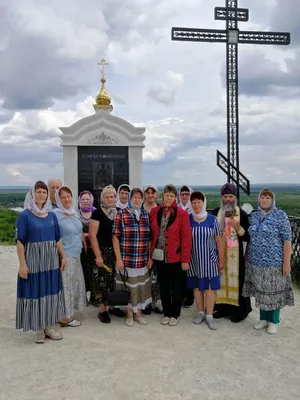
[212,183,252,322]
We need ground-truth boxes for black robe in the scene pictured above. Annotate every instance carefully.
[212,207,252,320]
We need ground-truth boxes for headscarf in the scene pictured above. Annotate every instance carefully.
[78,191,96,212]
[161,185,178,217]
[54,186,76,215]
[23,185,52,214]
[143,184,158,195]
[179,185,193,214]
[191,193,208,220]
[258,188,276,220]
[116,184,131,209]
[128,188,143,221]
[101,185,117,220]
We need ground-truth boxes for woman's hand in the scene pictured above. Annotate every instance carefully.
[283,262,291,276]
[218,262,224,271]
[147,257,153,269]
[95,256,104,268]
[19,263,29,279]
[116,259,124,271]
[60,257,66,271]
[182,262,189,271]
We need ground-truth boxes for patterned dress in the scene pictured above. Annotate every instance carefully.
[79,211,93,293]
[90,208,116,306]
[113,208,152,312]
[15,210,65,332]
[54,211,86,319]
[243,209,294,310]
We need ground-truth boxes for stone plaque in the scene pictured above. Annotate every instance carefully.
[78,146,129,206]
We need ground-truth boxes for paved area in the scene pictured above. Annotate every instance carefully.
[0,246,299,400]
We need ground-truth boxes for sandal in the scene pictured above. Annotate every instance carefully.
[125,318,134,327]
[135,317,148,325]
[44,327,63,340]
[34,331,45,344]
[60,319,82,328]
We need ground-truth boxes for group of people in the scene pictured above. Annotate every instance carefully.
[15,179,294,343]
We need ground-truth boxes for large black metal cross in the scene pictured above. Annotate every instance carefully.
[172,0,290,201]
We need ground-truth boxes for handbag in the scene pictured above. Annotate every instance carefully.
[152,248,164,261]
[106,268,130,306]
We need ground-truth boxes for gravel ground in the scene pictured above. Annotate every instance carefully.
[0,245,299,400]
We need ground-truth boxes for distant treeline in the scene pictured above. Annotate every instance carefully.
[1,187,299,216]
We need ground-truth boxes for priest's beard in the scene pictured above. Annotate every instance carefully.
[219,199,237,230]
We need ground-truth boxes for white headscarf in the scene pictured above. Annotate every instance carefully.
[116,184,131,209]
[179,185,193,214]
[192,194,208,219]
[101,185,117,220]
[54,186,76,215]
[23,184,52,214]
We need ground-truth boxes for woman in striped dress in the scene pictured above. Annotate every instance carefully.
[112,188,152,327]
[187,191,224,330]
[16,181,66,343]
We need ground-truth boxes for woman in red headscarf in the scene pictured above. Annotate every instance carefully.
[149,184,192,326]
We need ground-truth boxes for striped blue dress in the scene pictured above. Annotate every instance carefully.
[16,210,65,332]
[187,214,222,291]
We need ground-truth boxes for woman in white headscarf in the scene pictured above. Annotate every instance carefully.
[178,185,193,214]
[243,188,294,335]
[187,191,224,331]
[89,185,126,323]
[116,184,131,210]
[16,181,66,343]
[113,188,152,326]
[53,186,86,327]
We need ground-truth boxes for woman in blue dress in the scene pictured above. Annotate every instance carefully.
[16,181,66,343]
[243,189,294,334]
[54,186,86,328]
[187,191,224,330]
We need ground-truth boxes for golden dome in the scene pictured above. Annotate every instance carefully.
[94,59,113,110]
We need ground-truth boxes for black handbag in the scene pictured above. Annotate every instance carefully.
[106,269,130,306]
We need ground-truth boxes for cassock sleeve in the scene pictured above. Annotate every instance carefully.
[240,209,250,243]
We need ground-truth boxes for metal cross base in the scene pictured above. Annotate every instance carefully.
[172,0,290,201]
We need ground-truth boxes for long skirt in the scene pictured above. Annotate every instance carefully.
[115,266,152,313]
[80,247,93,293]
[243,263,294,310]
[90,246,114,306]
[62,256,86,318]
[16,240,65,332]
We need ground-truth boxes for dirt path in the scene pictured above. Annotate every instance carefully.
[0,246,299,400]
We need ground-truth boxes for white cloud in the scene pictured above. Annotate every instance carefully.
[147,71,184,105]
[0,0,299,187]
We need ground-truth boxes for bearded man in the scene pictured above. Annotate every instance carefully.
[212,183,252,322]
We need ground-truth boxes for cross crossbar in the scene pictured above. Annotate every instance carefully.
[172,27,227,42]
[215,7,249,21]
[217,151,250,194]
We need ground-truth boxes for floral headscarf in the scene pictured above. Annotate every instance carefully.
[78,191,96,212]
[101,185,117,220]
[23,183,52,214]
[54,186,76,215]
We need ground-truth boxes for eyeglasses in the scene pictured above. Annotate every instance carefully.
[181,192,190,196]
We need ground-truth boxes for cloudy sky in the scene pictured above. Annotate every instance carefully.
[0,0,299,187]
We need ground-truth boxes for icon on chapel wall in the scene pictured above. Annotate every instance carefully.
[93,162,114,190]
